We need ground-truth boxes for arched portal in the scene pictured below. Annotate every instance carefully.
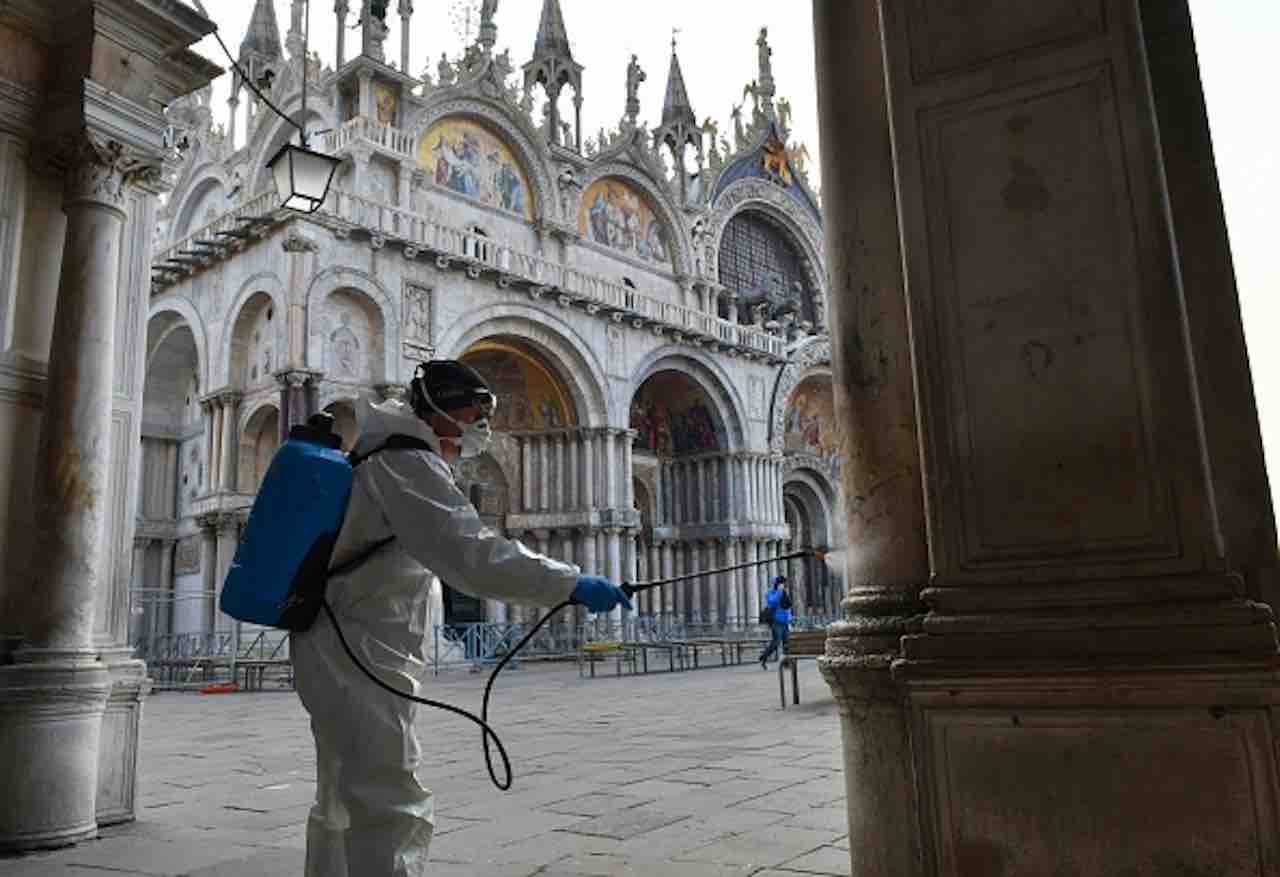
[629,370,727,458]
[238,406,280,493]
[630,369,733,623]
[228,291,278,390]
[783,475,840,617]
[460,338,580,432]
[141,313,205,644]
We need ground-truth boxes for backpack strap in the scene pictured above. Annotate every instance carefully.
[347,434,435,468]
[330,434,437,578]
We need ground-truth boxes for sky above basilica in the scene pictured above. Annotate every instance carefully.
[188,0,1280,527]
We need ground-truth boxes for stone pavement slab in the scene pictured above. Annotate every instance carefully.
[0,660,842,876]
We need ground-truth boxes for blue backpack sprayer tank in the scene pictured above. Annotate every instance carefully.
[221,412,824,790]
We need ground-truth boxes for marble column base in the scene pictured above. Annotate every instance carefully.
[894,660,1280,877]
[95,649,150,826]
[0,653,111,852]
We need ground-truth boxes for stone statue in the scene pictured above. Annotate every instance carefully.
[626,54,646,122]
[757,26,773,81]
[778,97,793,133]
[480,0,498,25]
[437,52,456,87]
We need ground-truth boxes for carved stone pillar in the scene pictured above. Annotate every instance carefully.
[567,430,579,511]
[0,136,141,851]
[622,429,635,511]
[213,514,241,634]
[660,541,676,616]
[218,391,241,493]
[732,537,742,624]
[398,0,413,82]
[334,0,349,68]
[157,541,174,637]
[672,542,686,621]
[601,430,616,510]
[200,398,216,491]
[581,431,595,511]
[276,369,319,442]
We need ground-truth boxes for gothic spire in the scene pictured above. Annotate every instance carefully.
[660,42,697,132]
[239,0,283,63]
[654,37,703,204]
[533,0,574,62]
[523,0,585,150]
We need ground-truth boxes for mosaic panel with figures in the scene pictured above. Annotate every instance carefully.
[578,177,672,266]
[461,342,577,432]
[418,118,532,218]
[784,375,840,476]
[630,372,721,456]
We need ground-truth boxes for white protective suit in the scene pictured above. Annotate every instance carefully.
[292,398,579,877]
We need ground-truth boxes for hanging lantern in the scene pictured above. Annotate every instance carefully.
[266,142,341,214]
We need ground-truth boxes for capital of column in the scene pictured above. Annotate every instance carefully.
[195,512,220,530]
[216,390,243,408]
[275,368,321,390]
[215,512,243,536]
[46,131,159,214]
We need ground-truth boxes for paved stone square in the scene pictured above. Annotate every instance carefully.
[1,660,848,876]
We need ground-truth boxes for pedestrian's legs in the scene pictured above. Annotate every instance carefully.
[339,688,435,876]
[760,623,783,664]
[779,622,790,655]
[306,725,349,877]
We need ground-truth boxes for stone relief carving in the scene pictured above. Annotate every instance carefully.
[174,536,201,574]
[402,283,433,343]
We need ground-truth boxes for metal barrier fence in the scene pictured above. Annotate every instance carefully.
[131,608,840,691]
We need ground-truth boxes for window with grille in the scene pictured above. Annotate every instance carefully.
[717,212,813,322]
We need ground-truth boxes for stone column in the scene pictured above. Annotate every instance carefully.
[623,430,636,511]
[552,434,566,511]
[398,0,413,88]
[672,543,686,621]
[131,539,150,645]
[201,399,216,491]
[333,0,350,69]
[537,436,550,511]
[520,436,534,512]
[213,514,241,634]
[198,518,218,632]
[218,392,241,494]
[696,460,708,524]
[0,137,142,851]
[747,540,763,622]
[725,539,740,626]
[581,431,595,511]
[567,431,579,511]
[601,430,616,510]
[157,540,175,637]
[604,528,622,627]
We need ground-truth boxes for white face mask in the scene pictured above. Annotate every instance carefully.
[418,381,495,459]
[447,412,493,459]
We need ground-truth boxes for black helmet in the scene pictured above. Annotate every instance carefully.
[409,360,497,421]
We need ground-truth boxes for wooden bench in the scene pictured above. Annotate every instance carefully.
[779,630,827,708]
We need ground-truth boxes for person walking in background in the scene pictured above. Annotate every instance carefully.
[759,575,793,668]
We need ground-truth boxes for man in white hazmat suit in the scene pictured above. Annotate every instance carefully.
[292,360,631,877]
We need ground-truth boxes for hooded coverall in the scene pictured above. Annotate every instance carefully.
[292,398,579,877]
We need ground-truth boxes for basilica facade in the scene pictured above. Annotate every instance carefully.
[139,0,842,650]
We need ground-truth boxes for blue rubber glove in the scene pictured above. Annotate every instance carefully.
[571,575,633,613]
